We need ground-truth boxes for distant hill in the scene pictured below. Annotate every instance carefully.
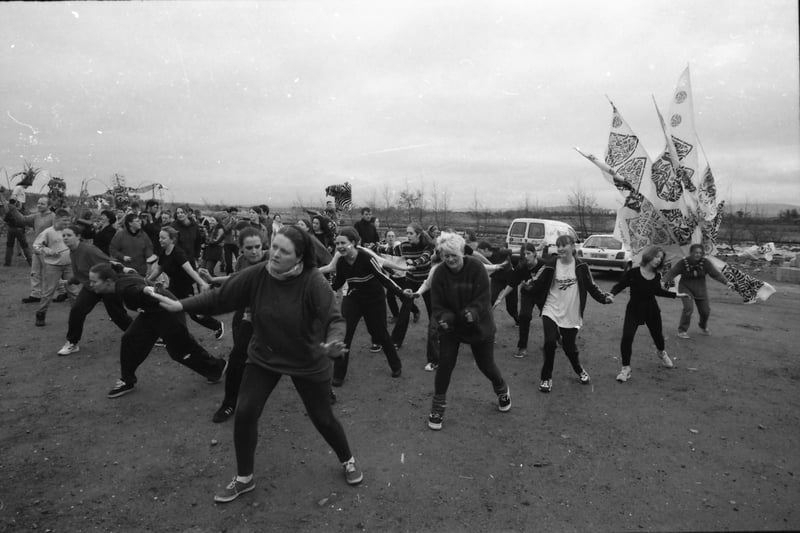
[724,203,800,217]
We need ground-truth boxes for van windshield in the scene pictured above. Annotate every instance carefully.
[509,222,527,237]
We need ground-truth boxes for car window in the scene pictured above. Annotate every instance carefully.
[527,223,545,239]
[509,222,527,237]
[584,236,622,250]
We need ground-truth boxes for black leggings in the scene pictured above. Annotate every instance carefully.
[221,313,252,408]
[620,307,665,366]
[541,316,583,380]
[234,364,352,476]
[335,292,401,381]
[517,292,536,349]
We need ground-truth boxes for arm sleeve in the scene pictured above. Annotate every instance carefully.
[109,233,125,261]
[662,261,683,285]
[610,269,632,296]
[181,264,256,316]
[368,254,404,297]
[462,262,492,322]
[581,265,609,303]
[704,258,729,285]
[653,274,677,299]
[430,270,455,327]
[310,271,345,344]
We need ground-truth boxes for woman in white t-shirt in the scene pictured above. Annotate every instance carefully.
[529,235,612,393]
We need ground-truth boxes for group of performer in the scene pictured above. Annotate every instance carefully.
[3,192,736,504]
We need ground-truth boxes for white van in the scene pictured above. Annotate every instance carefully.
[506,218,579,256]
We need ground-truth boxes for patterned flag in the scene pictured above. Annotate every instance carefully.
[325,182,352,211]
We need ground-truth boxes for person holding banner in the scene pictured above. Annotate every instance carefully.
[662,244,734,339]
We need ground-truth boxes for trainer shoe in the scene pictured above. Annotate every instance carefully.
[212,405,235,423]
[428,412,443,430]
[207,359,229,384]
[657,350,674,368]
[35,312,46,327]
[616,366,632,382]
[412,311,420,323]
[108,379,135,398]
[57,342,80,356]
[342,458,363,485]
[53,293,68,303]
[21,296,41,303]
[332,377,344,387]
[154,338,166,348]
[391,367,402,378]
[514,348,527,359]
[539,379,552,393]
[677,331,690,339]
[329,389,337,404]
[214,477,255,503]
[700,327,710,336]
[497,388,511,412]
[424,362,438,372]
[214,322,225,340]
[369,343,381,353]
[579,369,591,384]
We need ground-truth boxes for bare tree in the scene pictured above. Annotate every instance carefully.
[469,189,482,233]
[440,184,450,228]
[567,184,598,238]
[381,183,394,211]
[430,182,440,227]
[397,185,422,224]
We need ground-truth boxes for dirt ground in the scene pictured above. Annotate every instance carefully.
[1,259,799,533]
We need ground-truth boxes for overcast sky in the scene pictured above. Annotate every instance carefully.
[1,1,798,210]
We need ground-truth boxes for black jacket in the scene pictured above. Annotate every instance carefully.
[529,257,609,317]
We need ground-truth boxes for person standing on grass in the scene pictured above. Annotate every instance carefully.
[529,234,612,393]
[426,232,511,431]
[146,227,224,339]
[87,263,227,399]
[21,196,56,303]
[198,227,268,423]
[610,246,688,382]
[493,243,545,359]
[662,243,734,339]
[147,225,363,502]
[330,227,406,385]
[32,209,78,327]
[109,213,157,277]
[55,225,133,356]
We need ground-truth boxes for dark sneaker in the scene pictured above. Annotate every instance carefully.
[579,369,591,384]
[212,405,235,423]
[412,311,420,323]
[343,458,363,485]
[35,312,46,327]
[21,296,41,303]
[214,477,255,503]
[514,348,527,359]
[369,343,381,353]
[53,293,68,303]
[539,379,552,393]
[207,359,229,384]
[214,322,225,340]
[391,367,402,378]
[329,389,337,404]
[154,338,166,348]
[108,379,135,398]
[497,388,511,412]
[332,377,344,387]
[428,412,443,430]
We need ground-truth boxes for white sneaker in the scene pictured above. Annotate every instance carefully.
[57,342,80,356]
[616,366,632,382]
[658,350,674,368]
[700,328,710,336]
[423,363,438,372]
[676,331,690,339]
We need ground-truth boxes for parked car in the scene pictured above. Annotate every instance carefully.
[506,218,579,257]
[577,234,632,273]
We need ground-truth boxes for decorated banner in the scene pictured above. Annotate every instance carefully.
[579,67,775,304]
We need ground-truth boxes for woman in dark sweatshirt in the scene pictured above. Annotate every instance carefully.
[148,225,363,503]
[427,231,511,431]
[610,246,688,382]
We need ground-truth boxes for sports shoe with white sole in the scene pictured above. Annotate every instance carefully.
[657,350,674,368]
[514,348,527,359]
[57,342,80,356]
[214,322,225,340]
[616,366,632,382]
[428,412,443,430]
[579,369,591,384]
[343,458,363,485]
[424,362,438,372]
[214,477,255,503]
[539,379,552,393]
[676,331,690,339]
[108,379,135,398]
[497,388,511,412]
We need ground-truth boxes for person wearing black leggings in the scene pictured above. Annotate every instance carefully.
[493,243,544,358]
[331,227,406,386]
[149,226,362,503]
[610,246,687,382]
